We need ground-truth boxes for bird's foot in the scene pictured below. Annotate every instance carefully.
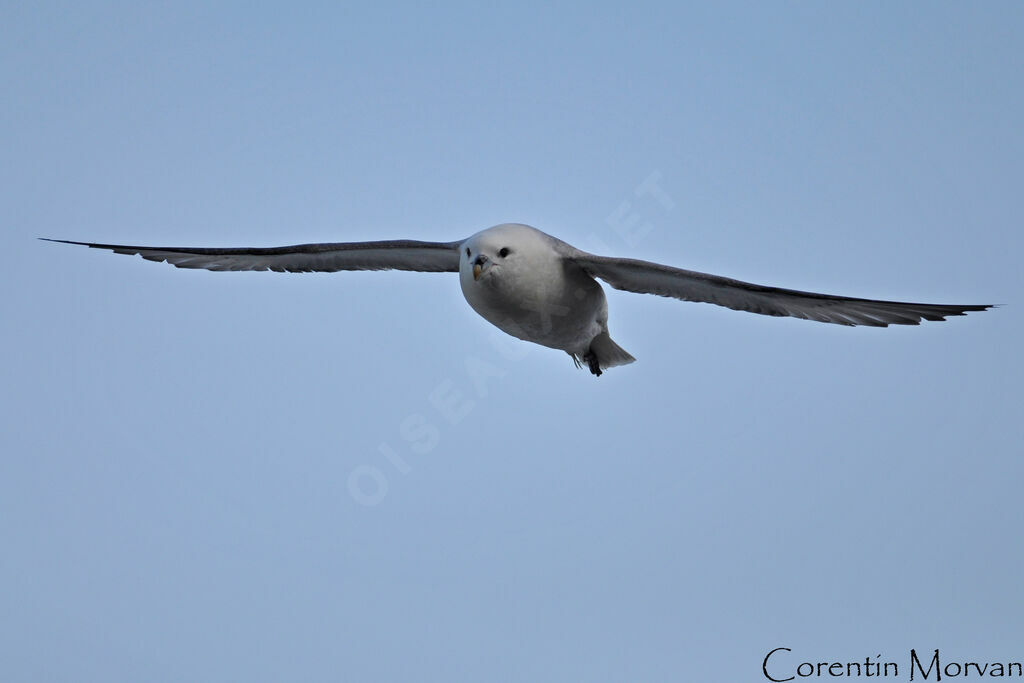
[583,351,602,377]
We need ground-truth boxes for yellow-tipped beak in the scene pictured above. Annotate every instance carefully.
[473,263,482,281]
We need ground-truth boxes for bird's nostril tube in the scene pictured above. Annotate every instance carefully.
[473,255,488,267]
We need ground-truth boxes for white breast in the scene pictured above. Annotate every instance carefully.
[459,239,607,354]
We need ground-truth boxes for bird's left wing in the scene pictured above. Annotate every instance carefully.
[41,238,462,273]
[566,251,991,327]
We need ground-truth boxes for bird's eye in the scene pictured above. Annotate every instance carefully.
[498,247,510,258]
[465,248,471,257]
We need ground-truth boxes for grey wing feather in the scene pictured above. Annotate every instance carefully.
[41,238,462,273]
[567,251,991,327]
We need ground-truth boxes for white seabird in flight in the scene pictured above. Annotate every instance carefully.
[43,223,991,376]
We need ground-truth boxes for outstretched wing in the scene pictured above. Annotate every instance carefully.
[41,238,462,273]
[568,252,991,327]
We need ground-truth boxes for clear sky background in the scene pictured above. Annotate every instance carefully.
[2,2,1021,681]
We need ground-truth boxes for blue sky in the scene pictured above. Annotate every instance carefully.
[2,2,1021,681]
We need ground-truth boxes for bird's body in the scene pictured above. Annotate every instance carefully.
[458,224,631,373]
[43,223,992,376]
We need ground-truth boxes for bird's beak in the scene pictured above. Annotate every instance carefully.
[472,255,489,281]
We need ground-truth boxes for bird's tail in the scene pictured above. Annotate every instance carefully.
[590,331,636,370]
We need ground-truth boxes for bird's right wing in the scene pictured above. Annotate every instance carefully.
[41,238,463,273]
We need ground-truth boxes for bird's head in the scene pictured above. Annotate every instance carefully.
[460,223,539,283]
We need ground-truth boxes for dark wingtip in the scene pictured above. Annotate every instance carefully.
[39,238,91,246]
[961,304,998,315]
